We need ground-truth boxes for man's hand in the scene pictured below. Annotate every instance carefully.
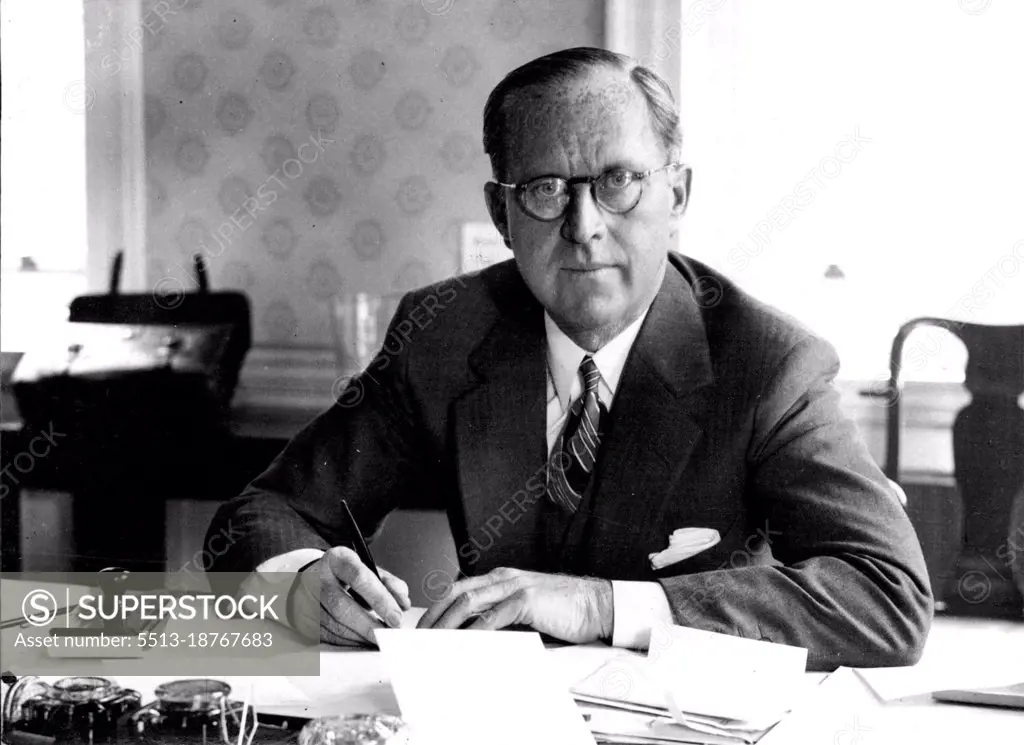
[290,546,411,645]
[416,567,613,644]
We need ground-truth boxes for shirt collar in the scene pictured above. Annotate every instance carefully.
[545,306,651,412]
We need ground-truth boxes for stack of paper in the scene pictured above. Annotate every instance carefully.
[579,703,770,744]
[571,625,818,744]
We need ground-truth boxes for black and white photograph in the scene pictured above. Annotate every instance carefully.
[1,1,1022,743]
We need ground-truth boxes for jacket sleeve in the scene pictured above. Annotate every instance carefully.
[658,337,933,671]
[204,294,435,591]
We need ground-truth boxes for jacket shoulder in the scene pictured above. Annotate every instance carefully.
[388,260,529,382]
[399,259,523,339]
[668,253,837,376]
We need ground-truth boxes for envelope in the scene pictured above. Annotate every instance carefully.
[649,528,721,570]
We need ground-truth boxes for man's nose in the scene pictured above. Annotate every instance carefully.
[560,184,606,245]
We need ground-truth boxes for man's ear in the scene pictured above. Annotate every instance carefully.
[484,182,512,248]
[670,165,692,218]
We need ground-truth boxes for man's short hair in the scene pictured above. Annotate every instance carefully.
[483,47,682,181]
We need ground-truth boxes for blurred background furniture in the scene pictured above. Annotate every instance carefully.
[0,299,459,606]
[3,255,253,575]
[869,318,1024,618]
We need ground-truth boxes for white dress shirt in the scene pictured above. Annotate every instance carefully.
[254,308,675,649]
[543,310,674,649]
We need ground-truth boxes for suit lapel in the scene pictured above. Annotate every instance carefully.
[562,263,715,575]
[453,274,550,574]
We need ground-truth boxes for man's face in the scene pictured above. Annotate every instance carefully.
[485,68,689,346]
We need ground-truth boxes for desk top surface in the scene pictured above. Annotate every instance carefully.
[3,581,1022,744]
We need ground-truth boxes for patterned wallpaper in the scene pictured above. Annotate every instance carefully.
[143,0,603,347]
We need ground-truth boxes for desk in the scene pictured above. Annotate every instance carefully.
[4,578,1022,744]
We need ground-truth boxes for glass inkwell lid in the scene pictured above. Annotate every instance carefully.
[152,679,232,712]
[131,679,254,744]
[52,677,122,703]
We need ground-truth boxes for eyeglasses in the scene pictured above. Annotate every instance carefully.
[496,162,685,222]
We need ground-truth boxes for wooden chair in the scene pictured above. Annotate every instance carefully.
[872,318,1024,617]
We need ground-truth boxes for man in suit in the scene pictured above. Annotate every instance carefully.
[207,47,932,670]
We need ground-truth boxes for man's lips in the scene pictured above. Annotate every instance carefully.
[562,265,618,272]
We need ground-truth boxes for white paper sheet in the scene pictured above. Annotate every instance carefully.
[398,606,427,628]
[287,650,401,717]
[375,629,596,745]
[648,624,809,725]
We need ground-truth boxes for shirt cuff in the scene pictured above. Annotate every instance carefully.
[240,550,326,631]
[611,580,674,649]
[255,549,326,574]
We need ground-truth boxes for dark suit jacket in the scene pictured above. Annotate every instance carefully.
[207,253,933,670]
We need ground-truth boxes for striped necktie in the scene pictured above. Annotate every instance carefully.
[547,355,606,513]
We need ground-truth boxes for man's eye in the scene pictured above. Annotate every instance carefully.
[529,179,565,198]
[603,170,633,190]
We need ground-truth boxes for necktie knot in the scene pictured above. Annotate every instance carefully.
[547,355,604,514]
[579,355,601,398]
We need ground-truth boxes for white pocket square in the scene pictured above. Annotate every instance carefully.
[648,528,722,570]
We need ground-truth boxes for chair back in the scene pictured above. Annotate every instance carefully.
[885,318,1023,481]
[884,318,1024,616]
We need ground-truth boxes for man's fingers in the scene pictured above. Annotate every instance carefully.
[293,568,372,645]
[325,547,404,629]
[417,573,505,628]
[467,594,525,631]
[317,600,365,646]
[322,578,381,645]
[429,579,522,630]
[318,573,380,645]
[379,568,412,611]
[318,555,384,644]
